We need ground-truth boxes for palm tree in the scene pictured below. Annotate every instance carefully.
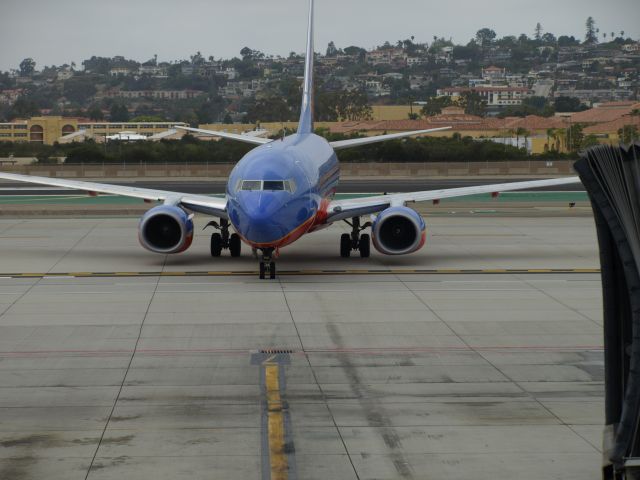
[515,127,528,149]
[546,128,556,152]
[555,128,567,152]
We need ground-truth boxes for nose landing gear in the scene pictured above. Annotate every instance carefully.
[341,217,372,258]
[205,219,242,257]
[258,248,276,279]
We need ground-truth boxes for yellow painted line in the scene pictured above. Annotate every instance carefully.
[265,364,288,480]
[525,269,554,273]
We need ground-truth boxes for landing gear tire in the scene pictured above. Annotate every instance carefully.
[229,233,242,257]
[269,262,276,279]
[258,247,276,280]
[340,233,351,258]
[359,234,370,258]
[259,262,266,280]
[259,260,276,280]
[210,233,223,257]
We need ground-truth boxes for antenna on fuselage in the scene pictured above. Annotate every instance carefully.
[297,0,314,135]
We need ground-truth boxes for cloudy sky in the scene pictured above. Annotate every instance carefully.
[1,0,638,71]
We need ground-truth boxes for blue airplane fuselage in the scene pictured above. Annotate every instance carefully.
[226,133,339,249]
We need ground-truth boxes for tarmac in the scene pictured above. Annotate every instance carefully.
[0,212,604,479]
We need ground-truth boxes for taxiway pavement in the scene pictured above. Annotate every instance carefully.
[0,214,603,480]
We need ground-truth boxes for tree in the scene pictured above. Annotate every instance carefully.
[618,125,639,144]
[534,23,543,41]
[223,113,233,124]
[343,46,366,58]
[515,127,530,149]
[567,124,584,152]
[546,128,556,152]
[19,58,36,76]
[581,134,599,149]
[475,28,497,47]
[459,91,486,116]
[420,96,453,116]
[190,51,205,66]
[110,103,130,122]
[554,96,588,113]
[245,96,291,123]
[585,17,598,44]
[558,35,580,47]
[453,44,481,61]
[81,56,112,75]
[326,41,339,57]
[87,104,103,121]
[335,90,372,121]
[541,32,556,44]
[343,45,367,59]
[62,77,97,104]
[7,97,40,120]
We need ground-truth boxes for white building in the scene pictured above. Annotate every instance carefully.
[437,86,532,107]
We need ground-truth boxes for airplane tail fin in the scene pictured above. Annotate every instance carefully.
[297,0,314,134]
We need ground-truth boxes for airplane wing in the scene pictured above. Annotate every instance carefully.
[176,126,273,145]
[0,172,228,218]
[329,127,452,150]
[326,176,582,222]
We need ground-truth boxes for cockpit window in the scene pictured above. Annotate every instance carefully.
[238,179,297,193]
[240,180,262,191]
[263,180,285,191]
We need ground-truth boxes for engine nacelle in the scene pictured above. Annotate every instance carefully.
[372,206,426,255]
[138,205,194,254]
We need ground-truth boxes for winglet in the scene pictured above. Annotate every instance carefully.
[297,0,314,134]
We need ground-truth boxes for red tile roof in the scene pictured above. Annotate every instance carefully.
[583,115,640,134]
[331,114,568,135]
[571,103,640,123]
[503,115,569,130]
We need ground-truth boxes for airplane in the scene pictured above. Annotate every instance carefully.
[105,131,148,141]
[0,0,580,279]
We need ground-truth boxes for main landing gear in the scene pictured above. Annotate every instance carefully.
[204,219,241,257]
[341,217,371,258]
[258,248,276,280]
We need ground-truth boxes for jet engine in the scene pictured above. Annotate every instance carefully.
[372,206,426,255]
[138,205,194,254]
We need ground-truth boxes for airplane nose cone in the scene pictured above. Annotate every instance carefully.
[231,192,289,244]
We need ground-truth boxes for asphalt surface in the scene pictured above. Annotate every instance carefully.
[0,178,585,195]
[0,216,603,480]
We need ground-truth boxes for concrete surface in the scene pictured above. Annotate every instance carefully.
[0,214,603,479]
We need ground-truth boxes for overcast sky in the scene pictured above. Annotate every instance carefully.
[1,0,638,71]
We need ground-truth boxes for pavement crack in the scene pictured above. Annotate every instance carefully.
[83,255,167,479]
